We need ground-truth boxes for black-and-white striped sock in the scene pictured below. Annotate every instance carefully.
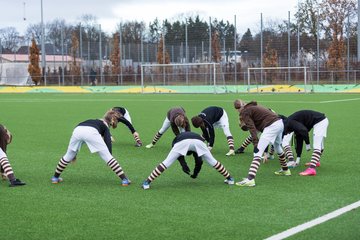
[309,149,322,168]
[54,158,70,178]
[0,157,15,181]
[247,156,261,180]
[213,162,230,178]
[227,136,234,150]
[152,132,163,145]
[107,158,126,180]
[241,135,253,148]
[147,163,167,182]
[284,145,294,161]
[278,152,288,170]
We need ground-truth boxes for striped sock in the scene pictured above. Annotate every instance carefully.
[278,152,288,170]
[309,149,322,168]
[241,135,253,148]
[269,145,275,155]
[0,157,15,181]
[247,156,261,180]
[54,158,70,178]
[284,145,294,161]
[107,158,126,180]
[227,136,234,150]
[134,135,142,145]
[152,132,163,145]
[213,161,231,178]
[147,163,167,182]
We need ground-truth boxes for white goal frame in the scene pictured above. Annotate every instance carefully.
[247,66,308,93]
[140,62,221,93]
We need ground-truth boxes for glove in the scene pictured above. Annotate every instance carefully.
[253,146,259,153]
[306,144,311,151]
[190,173,198,179]
[182,165,190,175]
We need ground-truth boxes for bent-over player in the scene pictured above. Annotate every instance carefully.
[51,110,131,186]
[112,106,142,147]
[234,99,289,187]
[283,110,329,176]
[0,124,26,187]
[191,106,235,156]
[142,131,234,190]
[146,107,191,148]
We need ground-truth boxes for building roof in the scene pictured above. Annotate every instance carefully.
[0,54,81,63]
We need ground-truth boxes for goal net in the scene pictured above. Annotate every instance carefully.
[247,66,309,93]
[0,62,33,86]
[140,62,225,93]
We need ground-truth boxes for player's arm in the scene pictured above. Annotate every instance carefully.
[191,152,203,179]
[290,120,310,145]
[295,134,304,157]
[177,156,190,175]
[241,113,258,147]
[205,121,215,147]
[103,129,112,154]
[118,117,136,134]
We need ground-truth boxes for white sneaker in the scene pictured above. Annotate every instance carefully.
[145,143,154,149]
[224,177,234,185]
[287,161,298,169]
[225,149,235,156]
[235,178,256,187]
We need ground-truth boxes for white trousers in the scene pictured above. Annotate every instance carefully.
[255,119,284,157]
[213,110,232,137]
[162,139,217,168]
[63,126,113,163]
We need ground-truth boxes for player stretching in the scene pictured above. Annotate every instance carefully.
[191,106,235,156]
[51,110,131,186]
[234,99,289,187]
[0,124,26,187]
[112,107,142,147]
[146,107,191,148]
[283,110,329,176]
[142,131,234,190]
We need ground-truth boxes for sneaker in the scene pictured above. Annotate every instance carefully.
[145,143,154,149]
[274,169,291,176]
[225,149,235,156]
[235,147,245,154]
[9,178,26,187]
[235,178,256,187]
[142,180,150,190]
[287,161,298,169]
[121,178,131,186]
[51,176,63,184]
[224,177,234,185]
[305,162,321,167]
[299,167,316,176]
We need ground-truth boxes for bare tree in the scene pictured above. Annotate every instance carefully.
[0,27,20,52]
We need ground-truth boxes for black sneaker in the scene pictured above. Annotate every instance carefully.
[9,178,26,187]
[235,147,245,154]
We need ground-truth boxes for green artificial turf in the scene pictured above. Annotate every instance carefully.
[0,93,359,240]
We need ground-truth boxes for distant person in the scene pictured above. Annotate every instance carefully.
[111,107,142,147]
[51,110,131,186]
[0,124,26,187]
[283,110,329,176]
[146,107,191,148]
[191,106,235,156]
[142,131,234,190]
[233,99,289,187]
[90,68,97,86]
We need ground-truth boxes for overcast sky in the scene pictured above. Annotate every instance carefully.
[1,0,299,35]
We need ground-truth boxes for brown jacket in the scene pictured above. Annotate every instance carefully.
[167,107,191,135]
[239,101,279,147]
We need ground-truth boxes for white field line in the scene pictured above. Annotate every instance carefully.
[319,98,360,103]
[264,200,360,240]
